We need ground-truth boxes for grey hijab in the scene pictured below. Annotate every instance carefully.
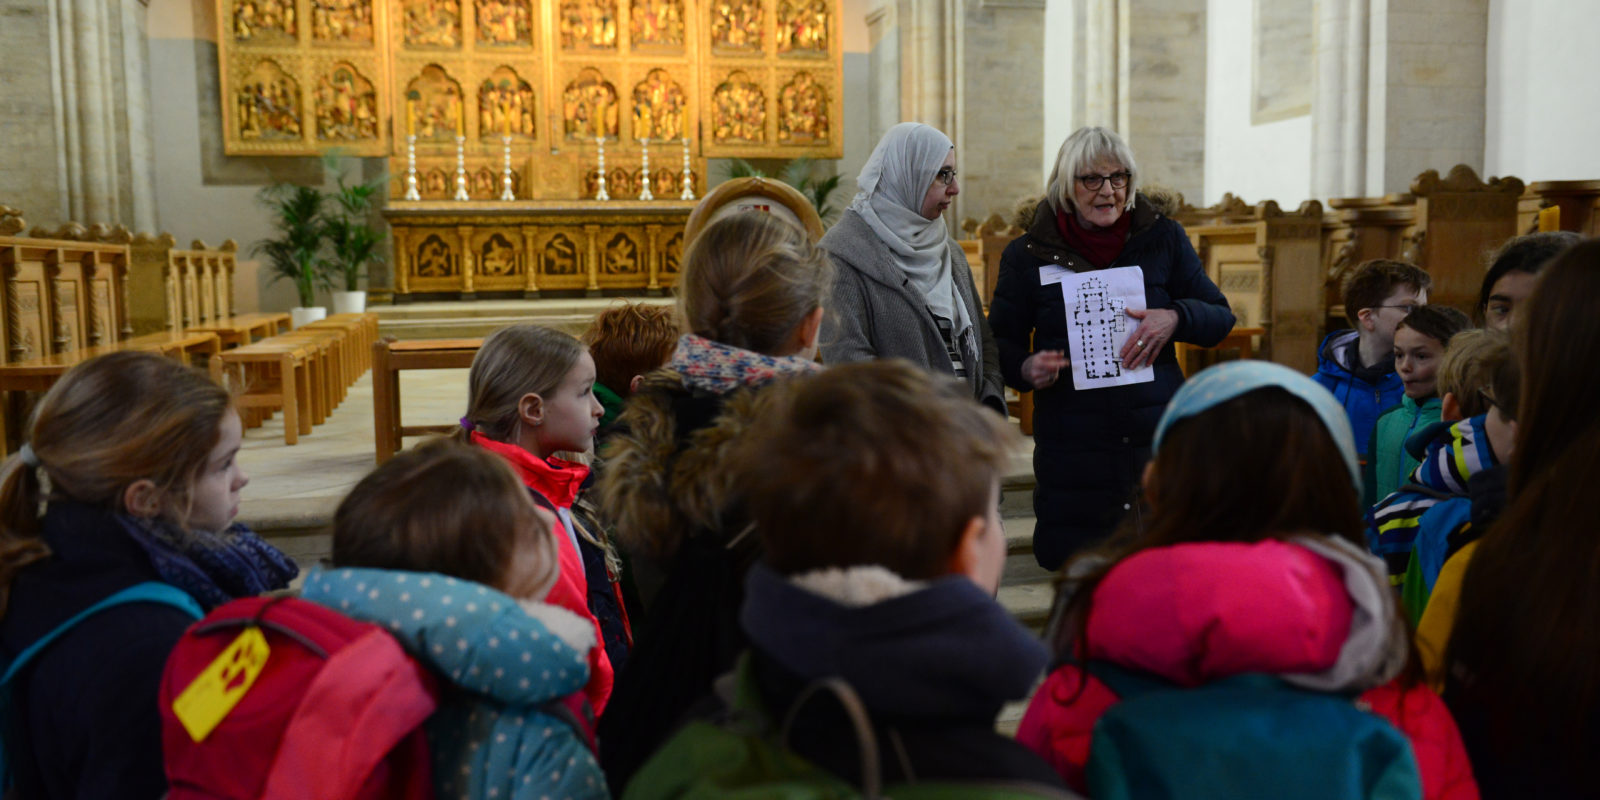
[848,122,970,340]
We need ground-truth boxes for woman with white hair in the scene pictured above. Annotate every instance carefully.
[989,126,1235,571]
[819,122,1006,415]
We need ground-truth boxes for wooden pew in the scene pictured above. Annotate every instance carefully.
[1407,166,1525,312]
[1518,180,1600,237]
[1187,200,1326,374]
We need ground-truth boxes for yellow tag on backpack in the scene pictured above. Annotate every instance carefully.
[170,627,270,742]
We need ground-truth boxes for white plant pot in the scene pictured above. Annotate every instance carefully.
[332,290,367,314]
[291,306,328,328]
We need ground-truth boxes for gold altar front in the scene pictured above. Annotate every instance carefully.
[384,199,693,298]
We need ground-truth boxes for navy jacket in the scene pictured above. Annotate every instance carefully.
[989,199,1234,569]
[0,503,202,800]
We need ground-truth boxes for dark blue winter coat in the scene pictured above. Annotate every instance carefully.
[0,503,203,800]
[989,199,1234,570]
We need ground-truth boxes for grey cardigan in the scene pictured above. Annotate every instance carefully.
[818,209,1006,414]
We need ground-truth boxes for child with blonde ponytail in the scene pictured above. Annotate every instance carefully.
[0,351,297,799]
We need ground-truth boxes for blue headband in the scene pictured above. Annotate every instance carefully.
[1152,361,1360,490]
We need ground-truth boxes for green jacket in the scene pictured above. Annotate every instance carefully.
[1364,394,1442,509]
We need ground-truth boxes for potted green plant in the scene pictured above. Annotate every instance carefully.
[252,183,329,327]
[322,168,386,314]
[721,157,844,227]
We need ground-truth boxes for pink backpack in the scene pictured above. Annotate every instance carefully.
[160,596,439,799]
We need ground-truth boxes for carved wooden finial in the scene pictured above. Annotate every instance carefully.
[0,205,25,236]
[221,239,239,252]
[1411,164,1526,197]
[30,222,89,241]
[1253,199,1284,219]
[192,239,210,250]
[1294,199,1325,218]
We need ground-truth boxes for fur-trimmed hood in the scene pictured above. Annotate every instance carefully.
[596,369,784,563]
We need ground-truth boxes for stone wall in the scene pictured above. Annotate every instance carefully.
[958,0,1047,220]
[0,0,62,223]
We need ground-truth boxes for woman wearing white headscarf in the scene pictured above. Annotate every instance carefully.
[819,122,1006,414]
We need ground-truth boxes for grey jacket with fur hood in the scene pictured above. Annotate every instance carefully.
[818,209,1006,415]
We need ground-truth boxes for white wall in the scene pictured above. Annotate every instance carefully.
[1484,0,1600,182]
[1202,0,1313,207]
[1041,0,1074,183]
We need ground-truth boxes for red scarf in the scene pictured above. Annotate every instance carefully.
[1055,205,1133,269]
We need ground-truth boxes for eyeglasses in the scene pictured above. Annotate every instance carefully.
[934,167,958,186]
[1076,171,1130,191]
[1371,304,1420,315]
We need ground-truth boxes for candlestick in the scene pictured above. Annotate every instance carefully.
[680,136,695,200]
[453,135,470,201]
[595,135,610,201]
[454,97,464,137]
[404,134,421,200]
[638,136,654,201]
[406,99,416,138]
[500,135,515,201]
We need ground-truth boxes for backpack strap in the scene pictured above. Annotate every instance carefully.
[1,582,203,687]
[779,675,885,800]
[0,581,202,791]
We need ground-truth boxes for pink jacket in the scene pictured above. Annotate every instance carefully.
[1016,538,1477,800]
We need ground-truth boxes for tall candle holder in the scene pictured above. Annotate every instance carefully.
[403,135,421,200]
[680,136,695,200]
[638,137,654,201]
[499,135,516,201]
[595,135,610,201]
[452,136,470,201]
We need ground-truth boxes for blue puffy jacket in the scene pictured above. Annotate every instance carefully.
[1312,329,1403,462]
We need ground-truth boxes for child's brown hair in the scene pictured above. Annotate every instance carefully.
[0,351,235,617]
[582,302,678,397]
[333,437,559,599]
[1344,259,1433,327]
[1436,328,1510,419]
[732,360,1016,579]
[1396,305,1471,348]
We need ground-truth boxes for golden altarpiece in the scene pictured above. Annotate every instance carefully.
[216,0,842,298]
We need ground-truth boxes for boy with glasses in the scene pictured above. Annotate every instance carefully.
[1313,258,1433,470]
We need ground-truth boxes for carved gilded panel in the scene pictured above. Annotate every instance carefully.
[315,62,381,142]
[414,233,458,277]
[405,65,468,141]
[476,0,534,46]
[709,0,761,54]
[478,67,537,140]
[711,69,765,144]
[232,0,297,44]
[236,59,305,143]
[630,68,687,141]
[631,0,685,49]
[659,229,682,275]
[776,0,827,56]
[601,231,641,275]
[561,68,621,140]
[312,0,375,44]
[404,0,462,47]
[559,0,618,50]
[476,232,521,276]
[776,70,827,145]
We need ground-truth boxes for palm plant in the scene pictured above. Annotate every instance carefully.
[252,183,327,308]
[322,169,387,292]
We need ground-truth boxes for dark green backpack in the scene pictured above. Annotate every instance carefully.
[622,654,1080,800]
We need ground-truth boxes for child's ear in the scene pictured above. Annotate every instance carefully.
[122,479,163,519]
[629,374,645,394]
[1355,306,1376,332]
[947,515,991,591]
[1440,391,1462,422]
[517,392,545,426]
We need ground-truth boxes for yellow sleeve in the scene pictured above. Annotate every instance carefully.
[1416,540,1479,692]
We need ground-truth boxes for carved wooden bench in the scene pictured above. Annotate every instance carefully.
[372,338,482,464]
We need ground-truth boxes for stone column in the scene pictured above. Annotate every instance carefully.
[955,0,1046,222]
[1313,0,1487,197]
[1120,0,1205,201]
[47,0,158,229]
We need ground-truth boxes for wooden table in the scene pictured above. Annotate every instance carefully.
[220,341,315,445]
[372,338,482,463]
[123,330,225,382]
[186,312,293,348]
